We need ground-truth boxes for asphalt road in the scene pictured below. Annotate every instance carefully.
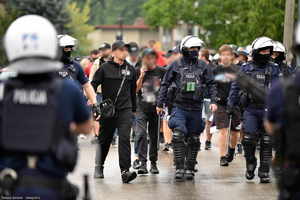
[69,136,278,200]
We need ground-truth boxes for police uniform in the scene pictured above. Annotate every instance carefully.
[229,61,279,182]
[266,72,300,200]
[0,15,91,199]
[158,56,217,180]
[58,59,89,86]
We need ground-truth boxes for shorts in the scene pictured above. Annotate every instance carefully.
[214,104,241,131]
[202,99,213,122]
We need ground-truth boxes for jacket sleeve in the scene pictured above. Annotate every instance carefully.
[204,66,217,104]
[228,67,246,107]
[91,66,104,92]
[157,63,176,108]
[131,68,137,112]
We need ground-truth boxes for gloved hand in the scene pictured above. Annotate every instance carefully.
[92,104,101,121]
[226,106,235,116]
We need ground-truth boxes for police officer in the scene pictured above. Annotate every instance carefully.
[229,36,280,183]
[57,35,98,110]
[272,41,294,78]
[157,36,217,182]
[0,15,92,199]
[264,23,300,200]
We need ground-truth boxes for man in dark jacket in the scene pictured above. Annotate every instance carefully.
[91,41,137,184]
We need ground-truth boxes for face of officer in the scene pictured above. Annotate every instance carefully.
[183,47,200,61]
[220,50,234,67]
[113,47,129,61]
[61,46,74,64]
[143,54,157,69]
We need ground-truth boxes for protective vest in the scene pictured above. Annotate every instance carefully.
[282,77,300,160]
[176,60,204,103]
[0,78,77,171]
[244,65,272,107]
[58,62,77,80]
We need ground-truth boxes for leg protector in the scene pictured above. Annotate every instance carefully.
[242,132,258,180]
[185,134,200,170]
[259,133,272,173]
[172,130,186,169]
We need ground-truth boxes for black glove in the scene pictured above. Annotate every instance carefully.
[92,104,101,120]
[226,106,235,116]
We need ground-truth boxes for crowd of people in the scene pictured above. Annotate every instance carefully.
[0,14,300,200]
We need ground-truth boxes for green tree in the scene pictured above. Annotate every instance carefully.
[0,6,20,66]
[9,0,70,33]
[143,0,287,49]
[71,0,147,25]
[66,1,94,56]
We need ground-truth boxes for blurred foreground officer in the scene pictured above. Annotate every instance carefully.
[229,36,279,183]
[91,41,137,183]
[0,15,92,199]
[157,36,217,182]
[265,24,300,200]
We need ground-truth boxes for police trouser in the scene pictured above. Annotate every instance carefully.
[242,109,272,173]
[134,108,158,164]
[168,107,204,169]
[95,108,133,171]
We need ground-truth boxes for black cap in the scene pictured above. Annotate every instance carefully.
[128,42,140,55]
[99,43,111,50]
[141,48,157,58]
[164,46,180,58]
[112,41,130,51]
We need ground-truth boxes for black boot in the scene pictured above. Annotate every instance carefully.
[137,162,149,175]
[175,169,185,182]
[150,162,159,174]
[94,166,104,179]
[258,170,271,183]
[172,131,186,182]
[121,170,137,183]
[205,140,211,150]
[226,147,235,163]
[237,143,243,154]
[220,156,229,166]
[185,135,200,179]
[245,159,257,180]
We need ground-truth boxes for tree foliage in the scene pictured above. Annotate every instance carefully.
[0,6,20,66]
[66,1,94,56]
[71,0,147,25]
[9,0,70,33]
[143,0,287,48]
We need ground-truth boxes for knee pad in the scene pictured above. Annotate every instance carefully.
[242,133,257,146]
[187,135,200,149]
[172,130,185,143]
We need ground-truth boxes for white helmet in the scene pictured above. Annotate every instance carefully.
[273,41,286,53]
[251,36,274,55]
[4,15,58,62]
[180,35,204,52]
[4,15,62,74]
[57,34,77,47]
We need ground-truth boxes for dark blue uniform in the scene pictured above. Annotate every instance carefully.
[0,74,90,199]
[158,58,217,135]
[229,61,279,181]
[58,60,89,86]
[266,72,300,200]
[157,57,216,177]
